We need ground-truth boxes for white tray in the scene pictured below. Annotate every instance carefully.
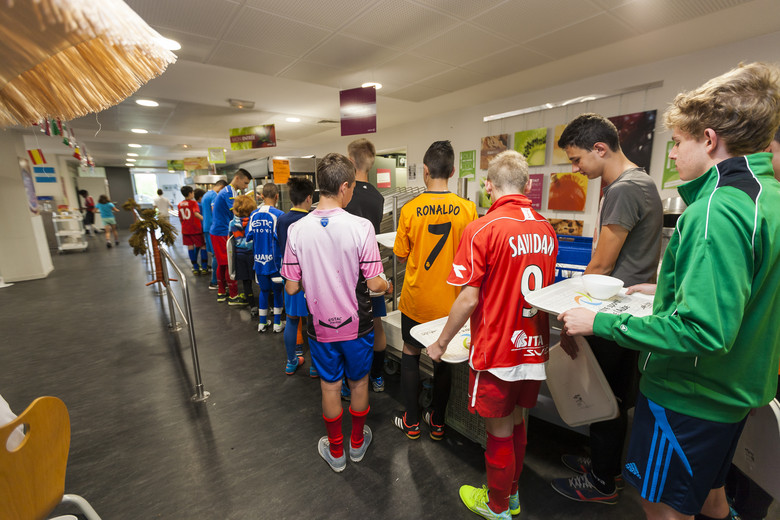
[732,398,780,500]
[546,336,619,427]
[376,231,397,249]
[526,277,654,317]
[410,316,470,364]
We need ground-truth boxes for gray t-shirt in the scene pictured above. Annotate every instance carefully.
[599,168,663,286]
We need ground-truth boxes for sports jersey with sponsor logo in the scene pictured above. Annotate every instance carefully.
[246,204,284,276]
[393,191,477,322]
[447,194,558,380]
[281,208,382,343]
[178,199,202,235]
[209,185,237,236]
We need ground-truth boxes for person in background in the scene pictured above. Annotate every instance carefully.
[281,153,391,473]
[559,62,780,520]
[551,113,663,506]
[345,138,388,394]
[276,177,315,376]
[178,186,205,275]
[210,169,252,303]
[392,140,477,441]
[247,183,285,332]
[95,195,119,248]
[193,188,209,273]
[153,188,172,223]
[78,189,96,235]
[202,180,227,289]
[229,195,256,307]
[427,150,558,520]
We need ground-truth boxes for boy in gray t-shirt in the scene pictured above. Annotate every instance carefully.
[551,113,662,505]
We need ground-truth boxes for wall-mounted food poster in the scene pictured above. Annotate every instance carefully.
[514,127,547,166]
[608,110,657,172]
[480,134,508,170]
[552,124,570,165]
[527,173,544,210]
[549,219,584,236]
[548,172,588,211]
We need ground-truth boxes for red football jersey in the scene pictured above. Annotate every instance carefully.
[447,194,558,378]
[178,199,202,235]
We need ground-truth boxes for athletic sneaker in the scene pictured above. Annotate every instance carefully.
[551,473,619,505]
[560,454,625,490]
[349,425,372,463]
[106,242,112,248]
[371,376,385,393]
[309,366,319,378]
[340,379,351,401]
[199,268,209,275]
[257,322,268,333]
[508,491,520,516]
[228,296,245,306]
[317,436,346,473]
[459,485,511,520]
[216,293,227,302]
[392,411,421,440]
[192,267,200,275]
[273,322,285,333]
[422,410,445,441]
[285,355,305,375]
[208,283,218,290]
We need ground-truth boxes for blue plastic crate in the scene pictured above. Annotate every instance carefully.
[555,235,592,282]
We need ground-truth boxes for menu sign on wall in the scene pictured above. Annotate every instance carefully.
[340,87,377,137]
[229,124,277,150]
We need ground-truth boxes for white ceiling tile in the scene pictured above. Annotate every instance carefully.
[342,0,461,49]
[609,0,755,33]
[371,54,453,85]
[409,24,511,66]
[461,45,550,77]
[523,12,634,59]
[412,0,508,20]
[243,0,378,29]
[125,0,240,39]
[208,42,300,76]
[416,67,485,92]
[385,84,449,102]
[304,35,401,71]
[588,0,636,9]
[470,0,595,43]
[224,6,331,56]
[144,27,219,63]
[279,61,362,90]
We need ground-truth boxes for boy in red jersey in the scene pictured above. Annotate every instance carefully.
[178,186,205,274]
[427,150,558,520]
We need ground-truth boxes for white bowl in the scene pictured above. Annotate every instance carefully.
[581,274,624,300]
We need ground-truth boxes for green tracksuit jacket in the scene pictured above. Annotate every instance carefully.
[593,153,780,423]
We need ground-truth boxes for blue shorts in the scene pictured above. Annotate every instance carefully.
[623,392,747,515]
[371,295,387,318]
[284,290,308,317]
[256,272,283,292]
[309,332,374,383]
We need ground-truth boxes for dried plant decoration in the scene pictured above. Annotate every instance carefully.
[0,0,176,127]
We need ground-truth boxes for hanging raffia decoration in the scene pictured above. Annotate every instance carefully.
[0,0,177,127]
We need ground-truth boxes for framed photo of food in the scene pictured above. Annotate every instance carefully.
[480,134,509,170]
[514,127,547,166]
[548,172,588,211]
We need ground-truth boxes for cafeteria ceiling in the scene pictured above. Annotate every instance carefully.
[20,0,780,169]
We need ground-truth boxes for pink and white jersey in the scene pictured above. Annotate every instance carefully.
[281,208,383,342]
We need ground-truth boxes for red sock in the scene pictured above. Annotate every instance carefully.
[510,420,528,495]
[485,431,514,514]
[323,411,343,458]
[349,406,370,448]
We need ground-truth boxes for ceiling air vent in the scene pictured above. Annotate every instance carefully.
[317,119,339,124]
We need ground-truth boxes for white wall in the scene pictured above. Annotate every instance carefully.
[299,30,780,237]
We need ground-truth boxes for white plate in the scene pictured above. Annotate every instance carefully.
[525,277,654,317]
[410,316,470,364]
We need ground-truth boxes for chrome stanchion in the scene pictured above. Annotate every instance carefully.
[159,248,181,332]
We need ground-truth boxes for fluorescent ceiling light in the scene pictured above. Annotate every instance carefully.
[159,37,181,51]
[127,153,138,157]
[128,143,142,148]
[125,163,134,167]
[135,99,159,107]
[126,158,136,162]
[286,117,301,123]
[362,82,382,90]
[131,128,148,134]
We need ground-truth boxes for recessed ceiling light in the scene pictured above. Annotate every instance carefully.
[136,99,159,107]
[286,117,301,123]
[159,37,181,51]
[126,158,136,162]
[362,82,382,90]
[131,128,148,134]
[128,143,142,148]
[127,153,138,157]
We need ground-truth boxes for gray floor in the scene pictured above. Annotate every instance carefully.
[0,230,713,519]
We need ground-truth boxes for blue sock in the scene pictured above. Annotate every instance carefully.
[284,316,298,363]
[210,256,218,284]
[200,249,208,268]
[188,248,197,266]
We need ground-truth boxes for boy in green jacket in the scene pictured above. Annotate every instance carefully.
[559,62,780,520]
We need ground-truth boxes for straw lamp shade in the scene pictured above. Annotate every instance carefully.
[0,0,176,128]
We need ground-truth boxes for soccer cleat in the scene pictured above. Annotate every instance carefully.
[317,436,346,473]
[349,425,372,463]
[551,473,619,505]
[285,355,305,375]
[309,366,319,378]
[192,267,200,275]
[370,376,385,393]
[208,283,218,290]
[340,379,351,401]
[257,322,269,333]
[422,410,445,441]
[561,454,625,490]
[392,411,421,440]
[273,322,285,333]
[508,491,521,516]
[216,293,227,302]
[228,296,245,306]
[459,485,511,520]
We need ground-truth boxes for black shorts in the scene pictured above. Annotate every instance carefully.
[401,313,425,351]
[234,251,254,281]
[84,210,95,225]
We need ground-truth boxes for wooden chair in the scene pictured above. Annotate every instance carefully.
[0,396,102,520]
